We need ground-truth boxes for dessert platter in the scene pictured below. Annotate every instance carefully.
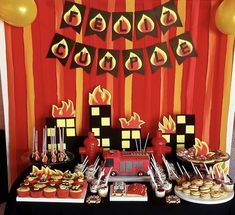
[16,166,88,203]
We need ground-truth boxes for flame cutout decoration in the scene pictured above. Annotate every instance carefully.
[160,6,177,26]
[125,52,142,71]
[74,47,91,67]
[89,85,111,105]
[150,46,168,67]
[90,13,106,32]
[193,138,215,157]
[158,115,176,133]
[113,15,131,34]
[51,39,68,59]
[63,5,82,26]
[99,52,116,71]
[32,165,61,176]
[176,39,193,57]
[52,99,75,118]
[119,112,145,128]
[212,162,229,180]
[137,14,154,33]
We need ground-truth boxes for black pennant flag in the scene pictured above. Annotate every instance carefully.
[135,9,158,39]
[97,49,119,77]
[170,32,197,65]
[85,8,110,40]
[112,12,133,41]
[123,49,144,77]
[147,42,171,73]
[155,0,182,34]
[70,43,96,73]
[60,1,86,34]
[47,33,75,65]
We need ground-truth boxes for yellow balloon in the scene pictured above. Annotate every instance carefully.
[0,0,37,27]
[215,0,235,35]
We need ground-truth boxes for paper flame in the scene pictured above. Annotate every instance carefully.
[158,115,176,133]
[89,85,111,105]
[212,162,229,180]
[52,99,75,118]
[194,138,214,157]
[119,112,145,128]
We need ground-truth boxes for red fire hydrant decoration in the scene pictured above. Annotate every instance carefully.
[151,130,172,166]
[79,132,103,165]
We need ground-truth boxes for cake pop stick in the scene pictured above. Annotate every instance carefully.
[148,166,157,188]
[204,162,210,175]
[209,166,214,179]
[191,162,198,175]
[93,165,100,175]
[105,167,113,186]
[135,139,139,151]
[143,133,150,152]
[82,166,88,174]
[83,156,88,165]
[97,168,105,186]
[177,162,184,175]
[139,138,142,152]
[182,165,190,179]
[215,166,221,179]
[195,166,203,179]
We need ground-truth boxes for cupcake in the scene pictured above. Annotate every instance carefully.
[63,170,75,180]
[43,186,57,198]
[17,186,30,197]
[30,187,43,198]
[34,183,47,189]
[57,185,69,198]
[155,188,166,198]
[70,185,83,198]
[98,185,109,198]
[163,181,172,194]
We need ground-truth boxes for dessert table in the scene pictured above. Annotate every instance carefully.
[4,165,235,215]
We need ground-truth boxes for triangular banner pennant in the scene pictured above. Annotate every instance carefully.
[147,42,171,73]
[123,49,144,77]
[135,9,158,39]
[60,1,86,34]
[85,8,110,40]
[47,33,75,65]
[70,43,96,73]
[112,12,133,41]
[155,0,182,34]
[170,32,198,65]
[97,49,119,77]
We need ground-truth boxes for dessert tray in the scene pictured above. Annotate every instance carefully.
[174,187,234,204]
[109,182,148,202]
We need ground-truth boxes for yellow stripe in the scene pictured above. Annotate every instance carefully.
[75,0,83,135]
[23,26,35,151]
[220,35,235,152]
[125,0,135,118]
[173,0,186,113]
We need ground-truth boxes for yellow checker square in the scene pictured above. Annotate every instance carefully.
[122,130,130,139]
[177,135,185,143]
[57,143,66,150]
[102,138,110,147]
[57,119,66,127]
[47,128,56,137]
[66,119,75,127]
[177,144,185,152]
[186,125,194,134]
[66,128,76,137]
[177,115,186,124]
[91,107,100,116]
[101,117,110,126]
[162,134,170,143]
[103,148,110,151]
[122,140,130,149]
[132,130,140,139]
[92,128,100,136]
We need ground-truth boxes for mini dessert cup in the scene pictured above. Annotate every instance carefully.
[17,186,30,197]
[155,188,166,198]
[57,185,69,198]
[30,187,43,198]
[70,185,83,198]
[223,182,234,192]
[98,185,109,198]
[43,187,57,198]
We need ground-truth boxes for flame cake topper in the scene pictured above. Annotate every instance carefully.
[85,8,110,40]
[147,42,172,73]
[135,10,158,39]
[156,0,182,34]
[89,85,111,105]
[158,115,176,133]
[97,49,119,77]
[60,1,86,33]
[193,138,214,157]
[170,32,197,65]
[52,99,75,118]
[119,112,145,128]
[123,49,144,77]
[47,33,75,65]
[112,12,133,41]
[70,43,95,73]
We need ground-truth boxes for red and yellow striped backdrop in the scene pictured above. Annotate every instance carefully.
[4,0,234,183]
